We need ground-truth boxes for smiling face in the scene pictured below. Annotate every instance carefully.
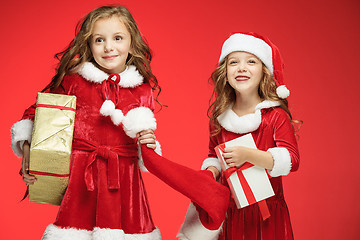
[90,16,132,74]
[226,51,264,97]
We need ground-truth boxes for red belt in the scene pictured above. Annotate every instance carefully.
[72,137,138,191]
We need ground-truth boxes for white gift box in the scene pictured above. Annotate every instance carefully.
[215,133,274,209]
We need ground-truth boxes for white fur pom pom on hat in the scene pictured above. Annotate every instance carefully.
[276,85,290,99]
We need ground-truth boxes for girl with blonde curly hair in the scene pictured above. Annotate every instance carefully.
[196,32,300,240]
[11,5,162,239]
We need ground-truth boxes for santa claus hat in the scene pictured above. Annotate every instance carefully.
[219,32,290,99]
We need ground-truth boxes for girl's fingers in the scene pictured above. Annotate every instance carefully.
[139,138,156,145]
[146,143,156,150]
[225,160,233,165]
[139,133,156,140]
[141,129,154,134]
[23,174,37,185]
[23,173,36,181]
[223,147,235,153]
[137,129,154,137]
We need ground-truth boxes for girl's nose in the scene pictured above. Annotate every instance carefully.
[104,42,114,53]
[237,63,247,72]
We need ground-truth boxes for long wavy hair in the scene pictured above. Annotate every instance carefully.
[43,5,162,104]
[208,56,293,135]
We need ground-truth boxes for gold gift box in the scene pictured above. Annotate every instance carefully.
[29,92,76,205]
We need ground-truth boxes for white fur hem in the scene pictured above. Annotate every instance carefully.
[122,107,157,139]
[217,100,280,134]
[42,224,161,240]
[201,157,221,173]
[77,62,143,88]
[42,224,91,240]
[267,147,292,177]
[11,119,33,157]
[177,202,222,240]
[138,140,162,172]
[93,226,161,240]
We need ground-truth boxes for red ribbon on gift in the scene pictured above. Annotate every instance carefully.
[72,137,138,191]
[219,144,271,220]
[35,104,75,112]
[28,170,70,177]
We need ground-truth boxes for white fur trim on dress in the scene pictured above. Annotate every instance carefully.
[77,62,143,88]
[42,224,91,240]
[219,33,273,74]
[93,226,161,240]
[276,85,290,99]
[267,147,292,177]
[217,100,280,134]
[201,157,221,173]
[41,224,161,240]
[119,65,144,88]
[11,119,33,157]
[177,202,222,240]
[122,107,157,139]
[138,140,162,172]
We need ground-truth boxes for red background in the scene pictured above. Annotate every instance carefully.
[1,0,359,239]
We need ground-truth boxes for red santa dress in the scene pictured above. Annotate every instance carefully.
[11,62,162,239]
[200,100,300,240]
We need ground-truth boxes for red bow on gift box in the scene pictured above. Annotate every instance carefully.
[218,143,271,220]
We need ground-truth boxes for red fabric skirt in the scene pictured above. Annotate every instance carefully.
[219,196,294,240]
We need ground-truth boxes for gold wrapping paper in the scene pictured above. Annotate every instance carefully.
[29,92,76,205]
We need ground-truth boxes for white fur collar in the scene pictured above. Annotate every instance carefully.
[217,100,280,134]
[77,62,143,88]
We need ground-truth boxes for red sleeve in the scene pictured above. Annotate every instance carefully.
[208,128,218,158]
[138,83,155,112]
[271,109,300,173]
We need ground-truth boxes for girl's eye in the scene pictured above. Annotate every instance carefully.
[248,59,257,64]
[115,36,122,41]
[229,60,237,65]
[95,38,104,43]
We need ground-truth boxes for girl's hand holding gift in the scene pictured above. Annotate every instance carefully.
[223,146,249,168]
[21,141,36,186]
[223,146,274,170]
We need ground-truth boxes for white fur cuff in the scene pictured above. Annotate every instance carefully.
[42,224,91,240]
[11,119,33,157]
[122,107,157,139]
[267,147,292,177]
[177,202,222,240]
[201,157,221,172]
[138,140,162,172]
